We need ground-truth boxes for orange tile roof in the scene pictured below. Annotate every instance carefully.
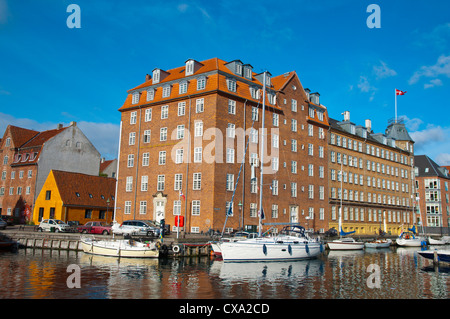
[52,170,116,208]
[100,159,114,172]
[6,125,39,148]
[119,58,294,112]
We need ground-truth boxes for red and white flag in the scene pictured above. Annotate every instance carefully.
[396,89,407,95]
[179,190,185,201]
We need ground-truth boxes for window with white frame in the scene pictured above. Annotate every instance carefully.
[144,108,152,122]
[162,85,171,98]
[174,174,183,191]
[272,180,278,195]
[250,128,258,144]
[179,81,188,94]
[228,100,236,115]
[140,201,147,215]
[124,201,131,214]
[291,139,297,152]
[196,98,204,113]
[158,151,166,165]
[132,92,140,104]
[194,147,202,163]
[143,130,151,143]
[160,127,167,141]
[197,76,206,90]
[291,119,297,132]
[291,161,297,174]
[127,154,134,167]
[126,176,133,192]
[271,204,279,218]
[192,200,200,215]
[173,200,181,215]
[141,176,148,191]
[226,174,234,191]
[129,132,136,145]
[193,173,201,190]
[130,111,137,124]
[272,157,279,171]
[161,105,169,119]
[177,125,185,140]
[226,78,236,92]
[272,134,279,148]
[291,99,297,112]
[308,185,314,199]
[250,203,257,217]
[195,121,203,137]
[142,152,149,166]
[291,182,297,197]
[178,102,186,116]
[227,123,235,138]
[251,107,258,121]
[226,148,235,163]
[273,113,279,127]
[157,175,165,191]
[146,89,154,102]
[176,149,184,164]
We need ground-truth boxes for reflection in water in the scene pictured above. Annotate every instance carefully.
[0,246,448,299]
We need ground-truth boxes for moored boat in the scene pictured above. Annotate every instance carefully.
[210,232,257,257]
[365,238,392,248]
[428,237,447,245]
[417,249,450,263]
[327,237,365,250]
[396,231,426,247]
[80,236,159,258]
[220,225,323,262]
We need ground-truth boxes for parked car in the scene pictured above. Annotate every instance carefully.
[0,219,7,230]
[112,220,160,237]
[38,219,71,232]
[1,215,14,226]
[77,221,111,235]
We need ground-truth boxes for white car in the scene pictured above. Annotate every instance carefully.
[112,220,160,237]
[38,219,71,232]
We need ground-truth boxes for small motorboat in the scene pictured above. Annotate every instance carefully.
[428,237,447,245]
[80,236,159,258]
[417,249,450,263]
[327,237,365,250]
[365,238,392,248]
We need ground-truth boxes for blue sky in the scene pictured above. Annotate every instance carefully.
[0,0,449,164]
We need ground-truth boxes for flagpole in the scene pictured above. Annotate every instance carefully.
[395,88,397,123]
[258,71,267,237]
[177,190,180,239]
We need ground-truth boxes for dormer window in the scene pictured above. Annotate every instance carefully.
[179,81,188,94]
[162,85,171,98]
[226,78,236,92]
[186,60,194,76]
[250,86,260,99]
[153,69,161,84]
[132,92,140,104]
[147,89,155,101]
[197,76,206,90]
[243,64,253,80]
[236,63,242,76]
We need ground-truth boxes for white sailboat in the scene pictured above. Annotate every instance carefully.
[395,226,426,247]
[220,72,323,262]
[80,236,159,258]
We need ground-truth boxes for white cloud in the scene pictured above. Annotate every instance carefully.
[402,116,424,131]
[435,153,450,166]
[409,55,450,85]
[357,76,377,101]
[410,124,450,166]
[373,61,397,79]
[424,78,443,89]
[0,113,119,159]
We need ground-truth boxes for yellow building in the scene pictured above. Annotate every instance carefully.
[33,170,116,225]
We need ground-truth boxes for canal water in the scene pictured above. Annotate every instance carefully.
[0,246,448,300]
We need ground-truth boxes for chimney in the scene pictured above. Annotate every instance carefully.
[70,121,77,127]
[57,123,63,130]
[342,111,350,122]
[101,157,105,163]
[145,74,151,81]
[365,119,372,132]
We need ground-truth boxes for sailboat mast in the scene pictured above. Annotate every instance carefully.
[258,71,267,237]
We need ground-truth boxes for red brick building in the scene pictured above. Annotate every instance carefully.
[115,58,329,234]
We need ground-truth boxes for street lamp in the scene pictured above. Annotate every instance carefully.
[238,201,243,230]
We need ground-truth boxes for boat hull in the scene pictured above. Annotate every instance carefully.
[365,239,392,249]
[81,240,159,258]
[327,241,364,250]
[396,238,425,247]
[418,250,450,263]
[220,239,322,262]
[428,238,446,245]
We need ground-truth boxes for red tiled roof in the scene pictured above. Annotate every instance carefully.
[119,58,296,112]
[20,127,67,149]
[51,170,116,208]
[6,125,39,148]
[100,159,114,172]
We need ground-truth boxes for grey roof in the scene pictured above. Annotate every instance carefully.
[414,155,450,179]
[385,122,414,142]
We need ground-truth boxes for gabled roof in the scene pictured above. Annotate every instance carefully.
[414,155,450,179]
[51,170,116,208]
[20,127,66,149]
[4,125,39,148]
